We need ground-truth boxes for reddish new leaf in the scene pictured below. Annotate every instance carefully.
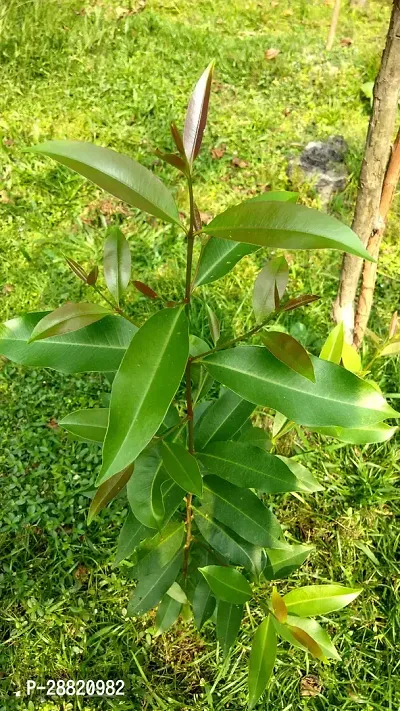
[170,122,186,156]
[65,257,88,283]
[281,294,320,312]
[183,61,214,165]
[262,332,315,382]
[133,281,159,300]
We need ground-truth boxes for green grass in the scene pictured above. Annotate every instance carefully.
[1,0,400,708]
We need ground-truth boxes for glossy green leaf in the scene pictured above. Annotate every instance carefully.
[0,312,136,373]
[276,456,323,493]
[263,543,314,580]
[341,341,362,372]
[197,441,306,493]
[192,577,216,630]
[320,322,344,364]
[127,549,183,616]
[204,201,374,261]
[262,331,315,382]
[127,446,166,529]
[167,582,188,604]
[183,61,214,165]
[194,239,258,287]
[248,615,277,710]
[194,506,264,575]
[155,594,182,635]
[245,191,298,204]
[99,307,189,484]
[59,408,108,444]
[29,303,110,342]
[161,478,185,525]
[216,601,243,656]
[103,227,131,305]
[161,441,203,497]
[202,346,397,428]
[114,511,154,566]
[313,423,398,444]
[29,140,181,225]
[272,615,340,660]
[87,463,133,524]
[199,565,252,604]
[238,426,272,451]
[203,476,282,548]
[253,257,288,321]
[283,584,361,616]
[130,522,185,579]
[194,193,298,288]
[194,388,254,451]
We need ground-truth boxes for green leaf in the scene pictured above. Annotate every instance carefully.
[127,549,183,616]
[130,522,185,579]
[197,441,306,493]
[238,426,272,451]
[0,312,136,373]
[248,615,277,710]
[114,511,154,566]
[283,584,362,616]
[253,257,289,321]
[194,239,257,287]
[204,201,375,261]
[262,332,315,382]
[99,307,189,484]
[272,615,340,660]
[380,341,400,356]
[28,303,110,342]
[183,61,214,165]
[199,565,252,604]
[161,441,203,497]
[59,408,108,444]
[103,227,131,305]
[271,587,288,623]
[87,463,134,524]
[203,476,282,548]
[192,577,216,630]
[341,341,362,372]
[29,140,181,225]
[194,193,298,288]
[263,543,314,580]
[276,456,323,493]
[320,322,344,364]
[245,191,298,204]
[194,388,254,451]
[167,582,188,604]
[155,594,182,635]
[194,506,264,575]
[161,478,185,525]
[313,423,398,444]
[216,601,243,656]
[127,446,166,529]
[206,304,220,345]
[202,346,398,428]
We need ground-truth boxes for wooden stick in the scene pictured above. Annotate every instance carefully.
[353,126,400,348]
[326,0,341,50]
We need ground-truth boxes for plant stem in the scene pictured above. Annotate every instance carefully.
[191,314,274,361]
[183,176,196,578]
[91,284,138,327]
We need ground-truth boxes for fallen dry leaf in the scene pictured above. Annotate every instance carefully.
[340,37,353,46]
[300,675,322,697]
[46,418,59,429]
[265,48,280,60]
[211,145,226,160]
[2,283,14,295]
[231,157,248,168]
[283,107,291,116]
[199,212,212,225]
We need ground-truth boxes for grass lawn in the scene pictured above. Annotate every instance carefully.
[1,0,400,708]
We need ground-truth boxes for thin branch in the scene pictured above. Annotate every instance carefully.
[91,284,138,327]
[326,0,341,51]
[191,314,274,362]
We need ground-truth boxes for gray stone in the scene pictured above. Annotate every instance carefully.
[288,135,349,205]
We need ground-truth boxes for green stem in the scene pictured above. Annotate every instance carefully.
[191,314,274,361]
[91,284,138,327]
